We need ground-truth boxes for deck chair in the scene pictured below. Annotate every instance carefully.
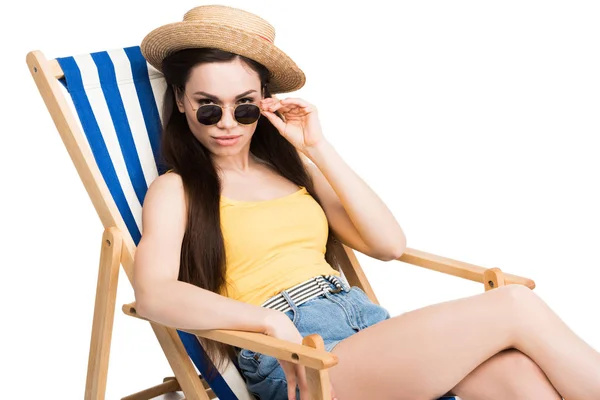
[26,45,536,400]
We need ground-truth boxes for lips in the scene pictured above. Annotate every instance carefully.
[212,135,242,147]
[212,135,241,140]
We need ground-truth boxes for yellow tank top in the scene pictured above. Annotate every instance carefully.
[219,186,340,306]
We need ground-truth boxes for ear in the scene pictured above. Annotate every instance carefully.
[173,85,185,113]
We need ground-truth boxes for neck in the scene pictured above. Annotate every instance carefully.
[213,148,263,175]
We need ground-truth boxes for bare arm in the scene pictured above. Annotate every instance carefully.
[260,97,405,261]
[132,172,277,332]
[305,141,407,261]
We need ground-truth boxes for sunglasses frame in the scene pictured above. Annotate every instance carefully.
[183,91,262,126]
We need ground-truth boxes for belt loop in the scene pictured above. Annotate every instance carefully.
[280,290,298,312]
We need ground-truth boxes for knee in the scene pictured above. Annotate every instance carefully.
[497,284,541,312]
[499,283,535,299]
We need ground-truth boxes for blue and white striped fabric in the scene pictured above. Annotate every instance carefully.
[56,46,252,400]
[55,46,458,400]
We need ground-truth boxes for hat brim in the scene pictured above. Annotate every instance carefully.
[141,21,305,94]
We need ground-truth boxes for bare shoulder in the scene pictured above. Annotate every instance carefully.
[147,170,185,196]
[142,171,187,237]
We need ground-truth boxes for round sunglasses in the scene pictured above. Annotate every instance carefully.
[184,92,261,126]
[196,103,261,126]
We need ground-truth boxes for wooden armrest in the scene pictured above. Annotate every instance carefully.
[122,302,338,370]
[397,247,535,289]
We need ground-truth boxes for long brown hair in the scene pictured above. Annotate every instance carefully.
[158,48,344,374]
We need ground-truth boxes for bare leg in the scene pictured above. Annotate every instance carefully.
[451,349,562,400]
[328,285,600,400]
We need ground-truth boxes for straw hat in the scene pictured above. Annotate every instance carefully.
[140,5,306,94]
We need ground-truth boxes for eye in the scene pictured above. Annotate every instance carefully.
[238,97,254,104]
[197,98,215,106]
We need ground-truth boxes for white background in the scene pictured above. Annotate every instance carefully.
[3,0,599,398]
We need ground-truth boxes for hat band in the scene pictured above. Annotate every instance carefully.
[257,34,273,43]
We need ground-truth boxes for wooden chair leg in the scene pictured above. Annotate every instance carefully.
[84,227,209,400]
[484,267,506,291]
[85,227,122,400]
[189,375,216,399]
[303,334,332,400]
[122,304,212,399]
[150,323,211,400]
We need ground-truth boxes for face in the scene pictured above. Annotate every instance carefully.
[176,58,263,157]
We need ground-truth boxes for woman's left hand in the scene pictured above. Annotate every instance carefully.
[259,97,326,155]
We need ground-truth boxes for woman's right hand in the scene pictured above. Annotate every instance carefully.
[262,310,309,399]
[261,310,338,400]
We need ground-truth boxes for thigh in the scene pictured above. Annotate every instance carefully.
[451,348,562,400]
[328,285,534,400]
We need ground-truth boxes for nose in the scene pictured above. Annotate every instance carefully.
[217,105,237,129]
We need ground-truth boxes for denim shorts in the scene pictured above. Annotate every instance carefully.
[237,279,391,400]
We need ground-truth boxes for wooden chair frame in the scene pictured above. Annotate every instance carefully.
[26,49,535,400]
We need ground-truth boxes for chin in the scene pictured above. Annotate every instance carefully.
[213,147,241,156]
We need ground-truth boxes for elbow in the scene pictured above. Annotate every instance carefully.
[390,246,406,261]
[133,286,155,319]
[132,277,176,319]
[133,294,150,318]
[380,235,407,261]
[380,248,405,262]
[132,273,163,319]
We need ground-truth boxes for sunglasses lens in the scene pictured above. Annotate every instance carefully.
[196,105,222,125]
[234,104,261,125]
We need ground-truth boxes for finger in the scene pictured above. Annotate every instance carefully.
[285,367,297,400]
[296,363,309,397]
[260,97,282,110]
[263,97,310,113]
[282,107,311,117]
[260,97,277,107]
[270,105,311,121]
[260,110,287,132]
[273,104,298,115]
[280,97,316,111]
[262,100,291,114]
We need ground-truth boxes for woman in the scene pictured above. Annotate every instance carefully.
[133,5,600,400]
